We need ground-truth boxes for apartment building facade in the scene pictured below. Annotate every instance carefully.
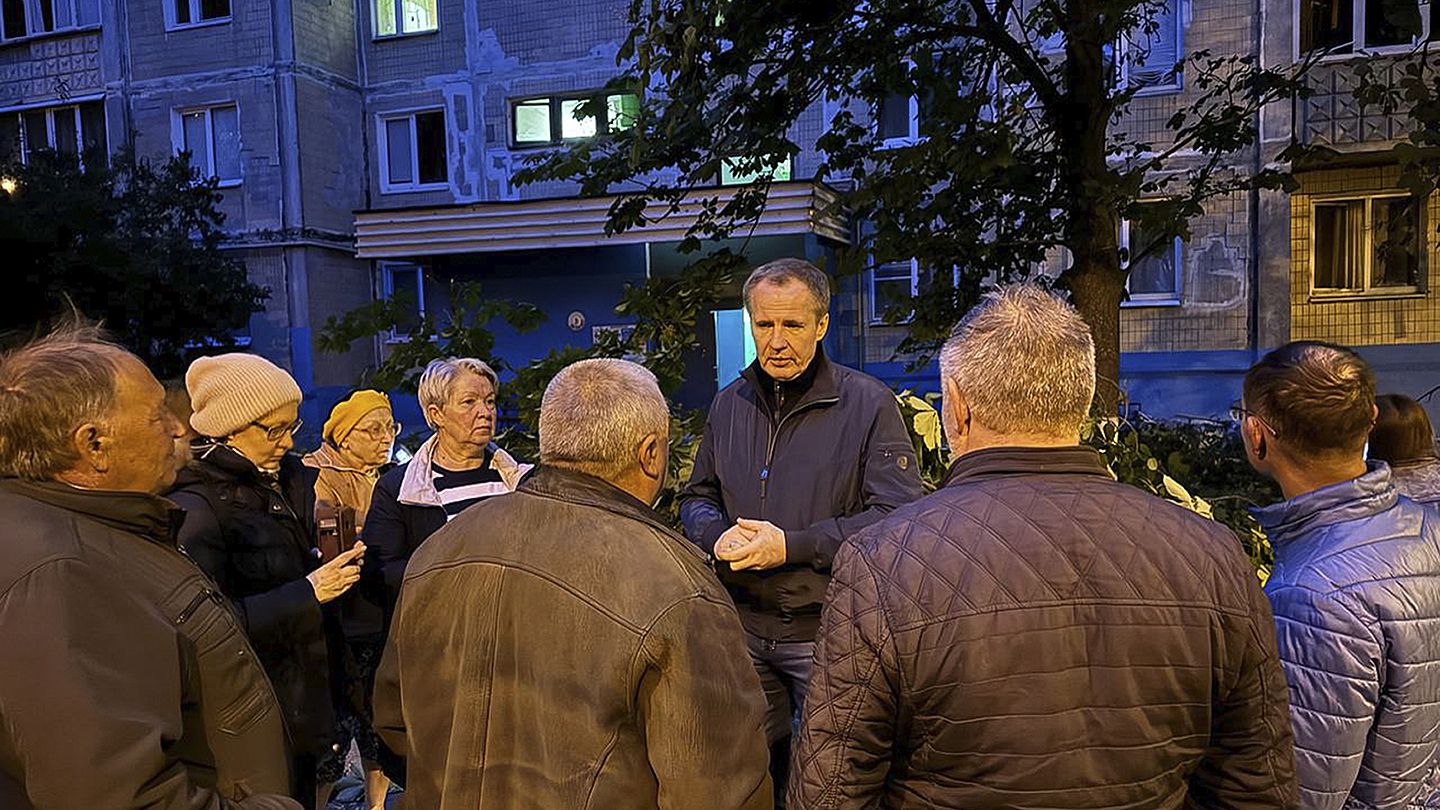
[4,0,1435,421]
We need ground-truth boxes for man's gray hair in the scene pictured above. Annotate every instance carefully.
[0,322,128,480]
[418,357,499,428]
[742,258,832,317]
[939,284,1095,437]
[539,359,669,480]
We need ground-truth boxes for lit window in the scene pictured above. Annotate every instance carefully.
[2,100,107,164]
[375,0,436,37]
[167,0,229,29]
[719,156,792,186]
[1300,0,1432,53]
[381,109,447,192]
[509,92,640,147]
[380,263,425,339]
[1124,0,1183,91]
[176,104,241,185]
[1313,195,1422,293]
[1121,217,1183,303]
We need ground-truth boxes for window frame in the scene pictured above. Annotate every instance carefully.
[372,0,438,40]
[507,91,640,149]
[1120,0,1186,95]
[1120,216,1185,306]
[0,0,93,43]
[1296,0,1434,59]
[867,258,961,324]
[379,262,427,342]
[1,97,108,167]
[377,107,449,194]
[1308,191,1427,298]
[164,0,230,31]
[172,103,242,187]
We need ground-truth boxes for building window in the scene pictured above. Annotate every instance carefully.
[1124,0,1183,91]
[1301,0,1433,53]
[380,109,447,192]
[0,100,107,164]
[175,104,241,186]
[1312,195,1423,294]
[1121,217,1183,303]
[510,92,639,147]
[878,92,920,145]
[869,258,933,323]
[380,263,425,338]
[167,0,229,29]
[719,156,793,186]
[374,0,436,37]
[1,0,96,41]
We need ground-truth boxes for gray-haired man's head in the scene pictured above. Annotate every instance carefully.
[539,359,671,505]
[743,258,832,382]
[938,284,1095,455]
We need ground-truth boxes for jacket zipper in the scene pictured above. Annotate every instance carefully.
[759,393,841,516]
[175,586,225,625]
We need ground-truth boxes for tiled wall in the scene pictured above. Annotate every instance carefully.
[1290,164,1440,345]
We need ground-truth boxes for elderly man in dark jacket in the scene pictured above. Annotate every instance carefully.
[790,285,1298,809]
[0,325,297,809]
[681,258,923,793]
[375,358,772,809]
[1240,342,1440,809]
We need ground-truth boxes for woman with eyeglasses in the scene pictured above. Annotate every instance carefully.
[304,389,398,810]
[169,353,363,810]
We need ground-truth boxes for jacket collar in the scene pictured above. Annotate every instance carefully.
[517,465,705,560]
[302,442,373,475]
[189,439,267,484]
[397,433,530,507]
[739,348,840,419]
[942,445,1114,488]
[1252,462,1399,546]
[2,478,185,546]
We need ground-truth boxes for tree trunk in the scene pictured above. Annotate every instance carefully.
[1065,259,1127,412]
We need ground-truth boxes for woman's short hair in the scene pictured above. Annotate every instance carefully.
[538,359,669,480]
[1370,394,1437,466]
[417,357,499,429]
[0,323,127,480]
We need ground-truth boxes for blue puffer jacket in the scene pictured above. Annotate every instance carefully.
[1257,463,1440,810]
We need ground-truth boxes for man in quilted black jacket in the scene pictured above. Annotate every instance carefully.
[789,285,1298,809]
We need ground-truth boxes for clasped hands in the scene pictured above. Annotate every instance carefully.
[714,518,787,571]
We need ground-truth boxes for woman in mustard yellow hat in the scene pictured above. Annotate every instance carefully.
[305,389,397,810]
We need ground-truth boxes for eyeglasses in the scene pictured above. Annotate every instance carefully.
[249,417,303,442]
[1229,403,1278,438]
[353,422,402,441]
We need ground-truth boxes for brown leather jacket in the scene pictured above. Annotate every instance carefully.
[790,446,1298,809]
[0,479,293,809]
[374,465,773,810]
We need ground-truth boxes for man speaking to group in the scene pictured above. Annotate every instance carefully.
[680,258,924,800]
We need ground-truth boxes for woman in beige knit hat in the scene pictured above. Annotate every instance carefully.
[168,352,363,809]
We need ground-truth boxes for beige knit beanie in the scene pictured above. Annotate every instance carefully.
[186,353,303,438]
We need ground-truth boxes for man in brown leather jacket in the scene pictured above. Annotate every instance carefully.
[790,286,1297,809]
[375,358,772,809]
[0,325,298,809]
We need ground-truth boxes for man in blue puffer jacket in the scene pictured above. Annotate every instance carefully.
[1240,341,1440,810]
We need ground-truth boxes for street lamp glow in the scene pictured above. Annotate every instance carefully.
[0,177,15,195]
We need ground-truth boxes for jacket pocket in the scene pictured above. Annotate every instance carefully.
[217,682,270,736]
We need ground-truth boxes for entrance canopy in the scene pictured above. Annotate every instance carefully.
[354,181,849,259]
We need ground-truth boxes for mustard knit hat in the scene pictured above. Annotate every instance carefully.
[186,353,303,438]
[323,389,392,446]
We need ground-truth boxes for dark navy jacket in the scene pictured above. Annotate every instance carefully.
[679,351,923,641]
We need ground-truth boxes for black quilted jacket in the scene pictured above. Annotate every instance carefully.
[789,445,1299,809]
